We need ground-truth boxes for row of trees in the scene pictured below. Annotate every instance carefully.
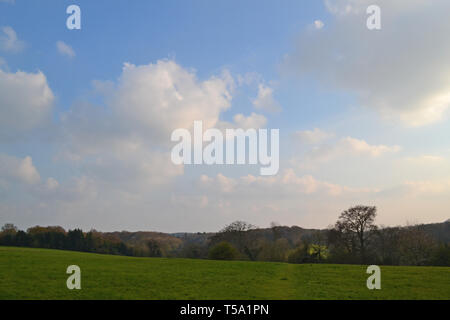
[1,206,449,266]
[0,224,177,258]
[327,206,449,266]
[203,206,450,266]
[0,224,131,256]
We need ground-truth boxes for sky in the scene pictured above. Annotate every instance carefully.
[1,0,450,232]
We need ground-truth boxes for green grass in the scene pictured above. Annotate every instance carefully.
[0,246,449,299]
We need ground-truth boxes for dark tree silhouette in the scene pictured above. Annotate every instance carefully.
[212,221,258,260]
[335,205,377,263]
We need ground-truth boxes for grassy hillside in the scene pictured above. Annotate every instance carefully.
[0,246,449,300]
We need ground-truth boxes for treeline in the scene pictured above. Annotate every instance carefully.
[0,224,181,258]
[182,207,450,266]
[1,206,449,266]
[0,225,132,256]
[183,221,450,267]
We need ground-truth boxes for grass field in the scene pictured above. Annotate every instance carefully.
[0,246,449,299]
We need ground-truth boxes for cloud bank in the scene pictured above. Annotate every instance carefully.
[285,0,450,126]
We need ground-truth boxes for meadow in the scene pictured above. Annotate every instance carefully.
[0,246,449,300]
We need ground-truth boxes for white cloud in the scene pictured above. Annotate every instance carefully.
[0,154,40,185]
[340,137,400,157]
[314,20,324,29]
[109,60,234,142]
[58,59,235,194]
[56,41,75,58]
[252,84,281,112]
[231,112,267,130]
[204,173,237,193]
[60,102,184,189]
[294,128,334,145]
[199,169,369,197]
[292,135,400,169]
[286,0,450,126]
[0,26,24,53]
[189,169,381,228]
[0,69,54,139]
[313,136,400,162]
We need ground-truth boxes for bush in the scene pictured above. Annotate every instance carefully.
[208,241,239,260]
[287,245,310,264]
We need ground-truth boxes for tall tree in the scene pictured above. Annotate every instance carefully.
[335,205,378,263]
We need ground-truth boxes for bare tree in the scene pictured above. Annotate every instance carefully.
[335,205,378,263]
[219,221,256,233]
[213,221,258,260]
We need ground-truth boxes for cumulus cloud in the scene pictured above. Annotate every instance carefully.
[285,0,450,126]
[339,137,400,157]
[292,133,400,170]
[58,59,235,191]
[56,60,273,221]
[232,112,267,129]
[56,41,75,58]
[188,168,384,227]
[217,112,267,131]
[313,136,400,162]
[252,84,281,112]
[109,60,234,142]
[294,128,334,145]
[63,59,235,147]
[0,26,24,52]
[199,169,371,197]
[0,69,54,139]
[59,103,184,190]
[0,154,40,185]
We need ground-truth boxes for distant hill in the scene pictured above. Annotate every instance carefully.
[102,220,450,249]
[106,231,183,252]
[420,220,450,243]
[170,225,322,247]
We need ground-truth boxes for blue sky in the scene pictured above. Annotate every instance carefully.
[1,1,320,106]
[1,0,450,232]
